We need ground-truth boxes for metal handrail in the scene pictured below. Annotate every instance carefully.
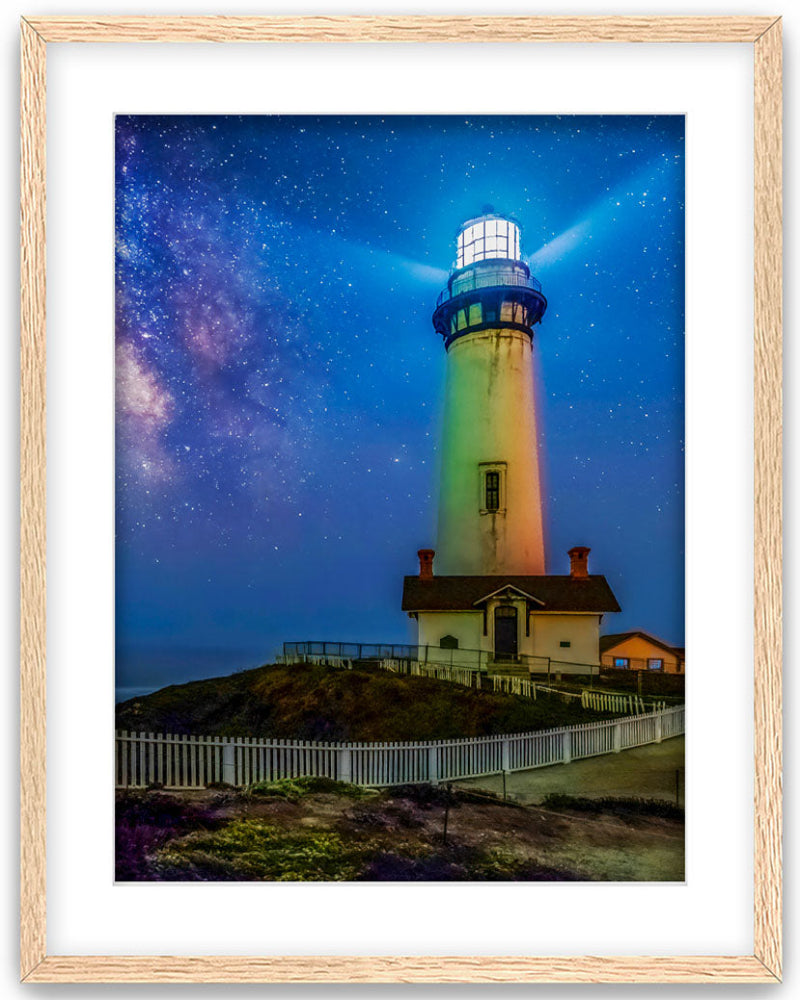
[436,270,543,309]
[282,640,597,674]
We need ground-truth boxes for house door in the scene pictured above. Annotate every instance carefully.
[494,606,518,660]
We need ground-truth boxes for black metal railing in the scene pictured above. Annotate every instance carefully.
[282,640,595,676]
[283,641,421,661]
[436,270,543,309]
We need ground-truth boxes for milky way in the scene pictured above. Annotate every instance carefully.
[115,115,684,693]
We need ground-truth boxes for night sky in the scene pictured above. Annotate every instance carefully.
[115,115,684,698]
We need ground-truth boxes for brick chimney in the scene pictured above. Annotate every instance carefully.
[417,548,435,579]
[568,546,590,579]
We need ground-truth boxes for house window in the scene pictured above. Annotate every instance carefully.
[648,658,663,671]
[440,635,459,650]
[485,471,500,511]
[614,657,630,669]
[559,641,571,648]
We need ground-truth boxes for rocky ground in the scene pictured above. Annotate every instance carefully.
[116,778,684,883]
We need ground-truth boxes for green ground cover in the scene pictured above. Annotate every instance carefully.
[116,663,622,741]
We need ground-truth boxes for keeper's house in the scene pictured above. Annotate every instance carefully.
[600,631,685,674]
[402,547,621,676]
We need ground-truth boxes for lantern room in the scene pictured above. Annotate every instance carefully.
[432,212,547,348]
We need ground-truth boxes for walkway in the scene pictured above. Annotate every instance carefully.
[455,736,685,804]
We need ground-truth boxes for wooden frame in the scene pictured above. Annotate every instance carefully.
[19,15,782,984]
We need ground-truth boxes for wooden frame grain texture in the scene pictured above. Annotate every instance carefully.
[19,14,782,985]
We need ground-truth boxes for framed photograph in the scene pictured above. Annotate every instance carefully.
[20,15,781,984]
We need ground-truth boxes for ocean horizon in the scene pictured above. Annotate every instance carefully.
[115,643,278,703]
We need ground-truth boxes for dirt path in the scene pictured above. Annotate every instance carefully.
[454,736,685,805]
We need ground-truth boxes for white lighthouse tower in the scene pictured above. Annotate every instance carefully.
[432,211,548,575]
[402,210,620,674]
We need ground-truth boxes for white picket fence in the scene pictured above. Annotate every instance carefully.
[580,690,667,714]
[384,658,484,691]
[116,705,684,789]
[291,655,666,714]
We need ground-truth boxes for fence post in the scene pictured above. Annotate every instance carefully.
[222,741,236,785]
[337,747,353,783]
[613,721,622,753]
[654,712,663,744]
[428,745,439,784]
[501,738,511,773]
[562,730,572,764]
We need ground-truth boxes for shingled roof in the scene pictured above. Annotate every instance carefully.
[402,575,621,613]
[599,630,682,657]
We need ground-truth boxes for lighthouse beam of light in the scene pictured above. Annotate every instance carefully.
[527,157,676,271]
[256,204,449,286]
[528,220,592,269]
[323,232,449,286]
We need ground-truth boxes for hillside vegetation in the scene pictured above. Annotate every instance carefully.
[116,782,684,882]
[115,663,619,742]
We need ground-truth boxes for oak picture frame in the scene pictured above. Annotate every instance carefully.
[19,14,782,984]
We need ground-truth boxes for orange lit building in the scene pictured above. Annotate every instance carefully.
[599,631,685,674]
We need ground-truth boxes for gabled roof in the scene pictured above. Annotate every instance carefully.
[402,575,621,614]
[599,630,684,658]
[472,584,545,606]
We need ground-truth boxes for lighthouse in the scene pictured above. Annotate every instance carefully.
[432,212,548,575]
[402,211,620,675]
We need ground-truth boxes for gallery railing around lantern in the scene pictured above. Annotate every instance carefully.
[435,268,543,309]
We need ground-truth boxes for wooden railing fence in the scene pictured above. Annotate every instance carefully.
[285,655,665,712]
[116,705,684,789]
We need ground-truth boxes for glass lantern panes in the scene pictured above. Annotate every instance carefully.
[457,217,520,268]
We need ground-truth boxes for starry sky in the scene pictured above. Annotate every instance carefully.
[115,115,684,698]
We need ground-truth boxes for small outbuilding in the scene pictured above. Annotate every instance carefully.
[600,631,685,674]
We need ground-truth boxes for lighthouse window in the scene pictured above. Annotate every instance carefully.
[457,218,521,268]
[485,471,500,511]
[479,462,506,514]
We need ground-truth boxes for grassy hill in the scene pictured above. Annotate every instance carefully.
[115,663,619,742]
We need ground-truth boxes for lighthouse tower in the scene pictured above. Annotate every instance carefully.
[402,211,620,673]
[431,212,548,575]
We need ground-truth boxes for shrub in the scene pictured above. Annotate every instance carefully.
[243,776,371,801]
[155,820,364,881]
[386,783,454,808]
[115,791,222,881]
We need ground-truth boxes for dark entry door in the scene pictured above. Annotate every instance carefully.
[494,606,518,660]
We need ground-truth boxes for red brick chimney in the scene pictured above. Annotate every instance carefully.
[418,548,435,579]
[568,546,590,579]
